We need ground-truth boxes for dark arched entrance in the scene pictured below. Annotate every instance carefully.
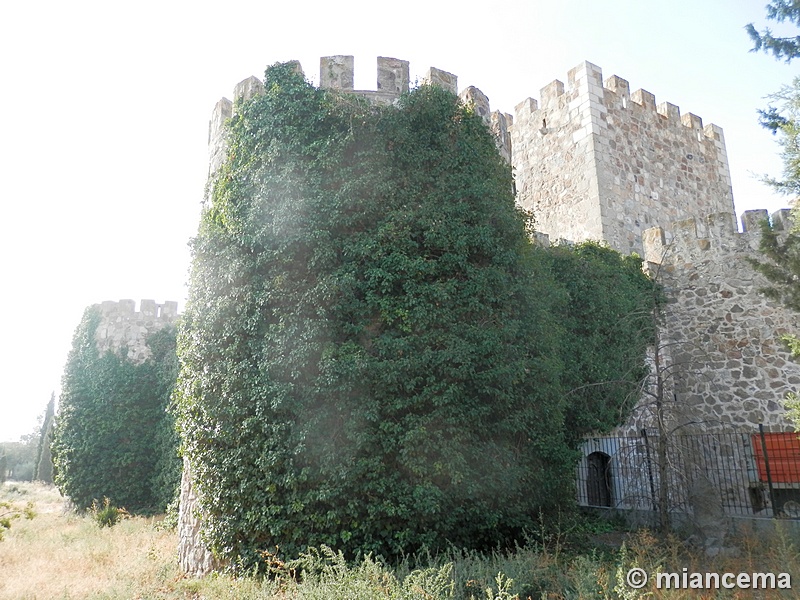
[586,451,613,507]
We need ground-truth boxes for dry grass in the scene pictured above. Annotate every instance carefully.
[2,481,800,599]
[0,481,184,600]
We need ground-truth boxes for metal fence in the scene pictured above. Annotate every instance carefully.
[576,426,800,518]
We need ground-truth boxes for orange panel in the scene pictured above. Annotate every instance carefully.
[752,433,800,484]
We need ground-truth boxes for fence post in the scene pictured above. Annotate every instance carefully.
[759,424,778,517]
[641,429,658,513]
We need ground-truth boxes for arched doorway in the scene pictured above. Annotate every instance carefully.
[586,451,613,507]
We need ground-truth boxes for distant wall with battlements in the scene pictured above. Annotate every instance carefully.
[94,299,178,364]
[513,62,734,255]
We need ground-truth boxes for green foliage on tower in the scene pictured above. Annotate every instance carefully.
[174,63,656,570]
[545,242,658,447]
[51,307,180,513]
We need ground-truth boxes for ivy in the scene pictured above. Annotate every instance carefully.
[51,307,180,513]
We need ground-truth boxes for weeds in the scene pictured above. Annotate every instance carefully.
[0,498,35,540]
[90,496,130,528]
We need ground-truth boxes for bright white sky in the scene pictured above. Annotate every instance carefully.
[0,0,796,442]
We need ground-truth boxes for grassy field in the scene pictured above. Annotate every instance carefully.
[2,481,800,599]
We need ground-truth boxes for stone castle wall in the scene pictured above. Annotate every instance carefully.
[512,62,734,255]
[639,209,800,430]
[94,299,178,363]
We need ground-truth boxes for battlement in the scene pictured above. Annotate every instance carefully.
[512,60,735,255]
[95,299,179,364]
[98,298,179,321]
[210,56,460,121]
[513,61,723,142]
[642,209,793,266]
[207,55,513,177]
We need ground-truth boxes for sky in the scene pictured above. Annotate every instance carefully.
[0,0,797,442]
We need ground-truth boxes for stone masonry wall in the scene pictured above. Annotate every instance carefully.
[94,299,178,364]
[513,62,734,255]
[512,64,606,245]
[640,209,800,430]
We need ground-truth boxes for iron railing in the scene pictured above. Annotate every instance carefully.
[577,426,800,518]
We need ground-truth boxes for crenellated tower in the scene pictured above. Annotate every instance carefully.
[94,299,178,364]
[205,56,513,190]
[512,61,734,254]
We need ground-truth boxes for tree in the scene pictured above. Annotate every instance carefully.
[175,63,655,571]
[746,0,800,62]
[0,449,6,485]
[51,307,180,513]
[34,393,56,484]
[757,78,800,199]
[747,4,800,427]
[1,431,39,482]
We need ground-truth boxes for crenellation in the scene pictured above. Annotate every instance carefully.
[93,299,179,364]
[741,208,769,232]
[703,122,723,142]
[631,88,656,110]
[320,55,354,89]
[207,97,233,181]
[514,97,538,117]
[657,101,680,121]
[424,66,457,94]
[208,98,232,145]
[286,60,304,78]
[771,208,793,231]
[233,76,265,108]
[377,56,409,94]
[118,299,136,314]
[681,112,703,130]
[140,299,157,317]
[568,61,604,97]
[161,301,179,318]
[603,75,630,106]
[539,79,565,108]
[490,110,513,163]
[459,86,491,120]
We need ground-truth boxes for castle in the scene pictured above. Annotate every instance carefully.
[178,56,800,573]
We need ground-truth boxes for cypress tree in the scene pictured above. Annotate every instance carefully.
[34,393,56,483]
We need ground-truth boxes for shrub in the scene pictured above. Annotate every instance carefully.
[90,497,129,528]
[0,499,35,540]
